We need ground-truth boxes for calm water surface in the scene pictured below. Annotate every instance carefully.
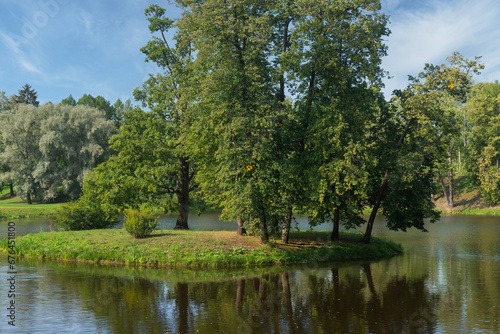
[0,215,499,333]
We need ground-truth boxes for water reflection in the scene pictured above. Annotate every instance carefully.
[2,258,443,334]
[0,216,499,333]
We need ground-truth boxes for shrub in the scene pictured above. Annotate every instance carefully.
[123,207,159,238]
[50,199,118,231]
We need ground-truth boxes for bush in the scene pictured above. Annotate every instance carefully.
[50,199,118,231]
[123,207,159,238]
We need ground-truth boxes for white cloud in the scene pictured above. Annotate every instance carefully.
[19,58,44,75]
[381,0,500,97]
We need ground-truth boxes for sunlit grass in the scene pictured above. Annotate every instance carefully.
[0,229,402,268]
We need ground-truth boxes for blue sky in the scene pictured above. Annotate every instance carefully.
[1,0,499,104]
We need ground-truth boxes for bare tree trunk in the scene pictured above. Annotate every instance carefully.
[174,156,190,229]
[281,205,292,244]
[26,192,32,205]
[258,207,269,243]
[437,171,450,208]
[458,145,461,171]
[448,147,454,209]
[9,183,14,196]
[237,216,246,236]
[331,205,340,241]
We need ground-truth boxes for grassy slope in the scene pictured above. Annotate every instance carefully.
[1,229,402,268]
[433,176,500,215]
[0,188,60,219]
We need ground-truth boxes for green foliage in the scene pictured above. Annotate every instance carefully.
[477,145,500,205]
[123,207,159,238]
[0,104,115,203]
[49,199,118,231]
[14,83,39,107]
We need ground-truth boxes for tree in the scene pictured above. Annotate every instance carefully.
[0,104,114,203]
[60,94,77,106]
[466,81,500,203]
[287,0,389,241]
[0,104,44,204]
[363,52,483,242]
[14,83,39,107]
[84,5,197,229]
[175,0,291,242]
[37,104,115,201]
[77,94,122,123]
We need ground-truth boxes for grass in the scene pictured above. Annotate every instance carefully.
[0,229,402,268]
[0,193,61,220]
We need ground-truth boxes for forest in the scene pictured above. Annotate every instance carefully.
[1,0,499,244]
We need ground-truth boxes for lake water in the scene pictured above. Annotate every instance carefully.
[0,215,499,333]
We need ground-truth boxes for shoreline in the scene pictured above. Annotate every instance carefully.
[0,230,402,268]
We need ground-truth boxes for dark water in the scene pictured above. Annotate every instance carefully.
[1,215,499,333]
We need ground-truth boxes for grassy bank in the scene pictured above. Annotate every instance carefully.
[1,229,402,268]
[0,196,60,219]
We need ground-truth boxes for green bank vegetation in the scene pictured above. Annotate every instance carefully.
[3,1,500,249]
[1,230,402,268]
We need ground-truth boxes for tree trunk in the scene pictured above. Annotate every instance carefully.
[26,192,32,205]
[237,216,246,236]
[258,208,269,243]
[236,278,245,309]
[458,145,461,171]
[176,283,189,334]
[448,147,454,209]
[364,117,415,244]
[270,216,280,236]
[174,156,190,229]
[9,183,14,196]
[281,205,292,244]
[331,205,340,241]
[437,172,450,208]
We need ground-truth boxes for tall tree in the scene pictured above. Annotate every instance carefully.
[60,94,77,106]
[14,83,39,107]
[466,81,500,204]
[0,104,114,204]
[83,5,198,229]
[287,0,389,241]
[364,52,483,242]
[176,0,288,242]
[77,94,121,123]
[0,104,44,204]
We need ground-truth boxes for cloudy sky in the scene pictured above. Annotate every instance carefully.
[1,0,499,104]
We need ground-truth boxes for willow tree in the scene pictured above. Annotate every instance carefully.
[0,104,114,203]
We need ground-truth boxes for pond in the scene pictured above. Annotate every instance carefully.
[1,215,499,333]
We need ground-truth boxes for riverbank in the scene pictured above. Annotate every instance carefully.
[1,229,402,268]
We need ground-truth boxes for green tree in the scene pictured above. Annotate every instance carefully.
[466,81,500,203]
[287,0,389,240]
[84,5,197,229]
[60,94,77,106]
[0,104,44,204]
[0,104,114,203]
[176,0,289,242]
[364,53,483,242]
[77,94,121,123]
[14,83,39,107]
[37,104,115,201]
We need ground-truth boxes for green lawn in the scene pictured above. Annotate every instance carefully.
[0,186,60,219]
[1,229,403,268]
